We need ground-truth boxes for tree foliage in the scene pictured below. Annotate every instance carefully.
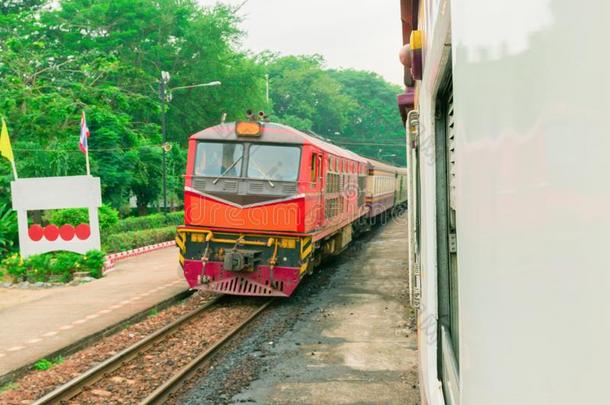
[0,0,267,214]
[265,55,406,166]
[0,0,406,234]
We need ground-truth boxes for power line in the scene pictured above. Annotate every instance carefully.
[332,141,406,147]
[12,145,172,153]
[235,0,250,12]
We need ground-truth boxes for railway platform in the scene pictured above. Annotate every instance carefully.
[0,246,186,379]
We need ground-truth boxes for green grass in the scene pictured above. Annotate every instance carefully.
[0,381,18,393]
[33,356,64,371]
[147,308,159,317]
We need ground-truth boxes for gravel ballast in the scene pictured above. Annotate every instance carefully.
[0,292,219,404]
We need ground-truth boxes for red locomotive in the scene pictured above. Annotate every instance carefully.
[176,120,407,297]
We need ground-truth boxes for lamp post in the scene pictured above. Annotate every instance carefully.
[159,71,221,213]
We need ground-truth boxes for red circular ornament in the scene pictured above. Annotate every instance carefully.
[28,224,44,241]
[59,224,75,241]
[43,224,60,241]
[75,223,91,240]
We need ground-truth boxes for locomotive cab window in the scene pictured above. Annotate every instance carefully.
[194,142,244,177]
[247,144,301,182]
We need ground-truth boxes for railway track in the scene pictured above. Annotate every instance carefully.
[33,295,273,405]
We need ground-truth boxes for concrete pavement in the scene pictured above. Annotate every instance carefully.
[230,217,419,404]
[0,246,187,377]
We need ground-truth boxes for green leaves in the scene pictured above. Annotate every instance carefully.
[33,356,64,371]
[0,250,106,283]
[49,205,119,231]
[266,56,406,166]
[0,203,18,255]
[0,0,267,213]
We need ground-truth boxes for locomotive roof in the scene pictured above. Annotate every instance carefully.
[191,122,368,163]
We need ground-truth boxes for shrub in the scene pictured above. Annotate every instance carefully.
[0,203,18,255]
[107,211,183,234]
[102,226,177,253]
[48,252,82,282]
[25,254,52,282]
[1,250,106,283]
[49,204,119,231]
[1,253,26,281]
[80,250,106,279]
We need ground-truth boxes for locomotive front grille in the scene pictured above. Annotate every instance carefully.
[221,180,238,192]
[193,177,207,192]
[281,184,297,194]
[216,276,273,295]
[248,182,265,193]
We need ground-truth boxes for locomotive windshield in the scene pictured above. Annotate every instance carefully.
[194,142,244,177]
[193,141,301,181]
[247,144,300,181]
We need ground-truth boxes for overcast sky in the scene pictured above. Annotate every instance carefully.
[199,0,404,86]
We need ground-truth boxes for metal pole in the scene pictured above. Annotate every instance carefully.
[265,74,270,105]
[160,77,168,214]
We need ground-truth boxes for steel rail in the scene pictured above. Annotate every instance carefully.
[32,295,224,405]
[140,299,273,405]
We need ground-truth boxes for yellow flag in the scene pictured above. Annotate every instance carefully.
[0,118,14,163]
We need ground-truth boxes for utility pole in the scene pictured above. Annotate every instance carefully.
[160,71,171,214]
[265,73,270,106]
[158,72,221,215]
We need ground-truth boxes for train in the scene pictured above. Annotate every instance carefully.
[398,0,610,404]
[176,120,407,297]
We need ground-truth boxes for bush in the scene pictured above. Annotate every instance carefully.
[102,226,177,253]
[0,203,18,255]
[49,204,119,231]
[80,250,106,279]
[0,250,106,283]
[107,211,183,234]
[1,253,26,281]
[48,252,82,282]
[26,253,53,282]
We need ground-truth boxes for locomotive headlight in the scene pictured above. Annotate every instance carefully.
[235,121,263,137]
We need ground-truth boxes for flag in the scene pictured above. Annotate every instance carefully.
[79,111,90,153]
[0,118,14,164]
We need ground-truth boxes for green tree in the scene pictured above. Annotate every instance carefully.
[265,56,406,166]
[328,69,406,166]
[0,0,268,215]
[266,55,356,136]
[131,146,163,215]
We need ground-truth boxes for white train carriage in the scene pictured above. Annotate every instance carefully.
[395,167,408,206]
[399,1,610,404]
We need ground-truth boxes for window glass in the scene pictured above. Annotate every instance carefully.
[311,153,318,182]
[194,142,244,177]
[247,145,301,181]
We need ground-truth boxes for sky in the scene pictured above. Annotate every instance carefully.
[200,0,404,86]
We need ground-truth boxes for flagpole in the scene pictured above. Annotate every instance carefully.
[85,148,90,176]
[81,111,91,176]
[10,160,17,180]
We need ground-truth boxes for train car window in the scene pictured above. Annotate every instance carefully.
[194,142,243,177]
[247,144,301,182]
[311,153,318,183]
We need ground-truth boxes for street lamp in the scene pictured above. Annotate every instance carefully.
[159,71,221,213]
